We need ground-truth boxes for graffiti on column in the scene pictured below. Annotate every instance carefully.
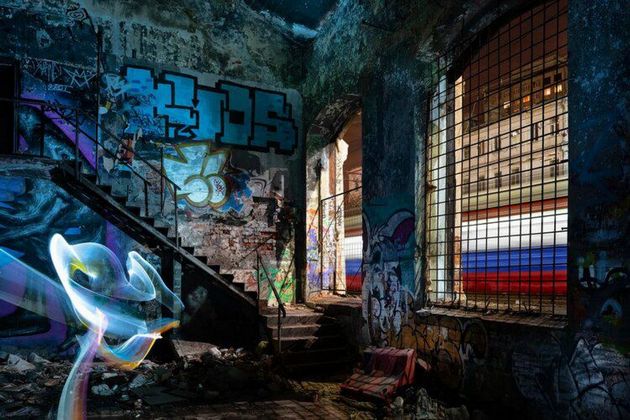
[512,332,630,418]
[362,209,415,345]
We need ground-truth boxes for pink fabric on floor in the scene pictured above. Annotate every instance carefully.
[341,347,416,401]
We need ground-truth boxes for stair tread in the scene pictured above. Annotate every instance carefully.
[271,322,325,327]
[282,346,348,355]
[49,163,258,309]
[267,323,333,330]
[263,309,325,317]
[271,334,342,341]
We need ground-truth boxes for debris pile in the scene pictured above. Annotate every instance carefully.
[383,387,482,420]
[0,344,286,418]
[0,351,71,418]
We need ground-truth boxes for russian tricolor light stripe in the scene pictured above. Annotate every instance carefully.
[461,198,567,295]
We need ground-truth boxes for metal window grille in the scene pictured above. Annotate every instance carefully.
[425,0,568,316]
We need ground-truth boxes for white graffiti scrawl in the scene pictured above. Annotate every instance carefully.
[163,143,230,208]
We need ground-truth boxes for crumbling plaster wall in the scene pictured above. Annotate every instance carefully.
[0,0,309,354]
[83,0,305,306]
[0,0,306,311]
[300,0,630,416]
[82,0,303,88]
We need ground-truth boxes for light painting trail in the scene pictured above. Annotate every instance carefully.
[0,234,183,419]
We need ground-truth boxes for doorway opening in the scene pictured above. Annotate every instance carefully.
[319,110,363,294]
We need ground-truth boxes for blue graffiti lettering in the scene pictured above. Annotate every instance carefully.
[117,67,297,154]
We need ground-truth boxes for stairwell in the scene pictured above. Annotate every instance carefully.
[1,97,355,375]
[262,305,353,375]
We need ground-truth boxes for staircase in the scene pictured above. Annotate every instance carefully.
[3,96,355,374]
[50,160,258,309]
[262,305,352,375]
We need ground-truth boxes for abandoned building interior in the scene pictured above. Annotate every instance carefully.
[0,0,627,418]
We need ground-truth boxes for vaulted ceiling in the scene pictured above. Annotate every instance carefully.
[244,0,338,30]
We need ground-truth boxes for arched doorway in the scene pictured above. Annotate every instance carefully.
[318,111,363,294]
[304,95,362,299]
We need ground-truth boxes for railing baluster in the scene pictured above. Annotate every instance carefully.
[95,132,99,183]
[256,252,261,306]
[257,253,286,356]
[277,304,282,353]
[160,147,165,214]
[144,180,149,217]
[74,109,79,177]
[174,186,179,249]
[39,107,44,157]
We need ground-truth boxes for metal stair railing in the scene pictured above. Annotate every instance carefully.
[256,250,287,354]
[0,96,181,248]
[1,96,261,308]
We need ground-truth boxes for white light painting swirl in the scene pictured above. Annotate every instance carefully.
[0,234,183,419]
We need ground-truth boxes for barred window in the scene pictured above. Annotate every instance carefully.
[426,0,568,316]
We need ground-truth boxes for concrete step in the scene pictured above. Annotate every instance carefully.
[266,322,338,338]
[271,334,343,352]
[262,311,335,326]
[281,347,349,365]
[98,184,112,194]
[112,194,127,205]
[127,205,142,216]
[282,358,353,376]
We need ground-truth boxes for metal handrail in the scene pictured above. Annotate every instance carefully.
[237,202,299,264]
[319,184,362,247]
[256,251,287,354]
[1,95,182,248]
[0,96,180,190]
[238,233,277,264]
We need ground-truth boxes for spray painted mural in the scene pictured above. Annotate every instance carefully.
[111,66,298,154]
[97,65,302,304]
[99,66,300,218]
[162,143,252,213]
[361,208,415,346]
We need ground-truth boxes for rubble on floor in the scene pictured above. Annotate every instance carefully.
[0,345,485,419]
[0,345,287,418]
[389,387,470,420]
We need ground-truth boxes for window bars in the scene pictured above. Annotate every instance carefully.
[426,0,568,316]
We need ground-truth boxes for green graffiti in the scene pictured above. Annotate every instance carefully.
[258,248,295,305]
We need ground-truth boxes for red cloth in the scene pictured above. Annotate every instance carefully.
[341,347,416,401]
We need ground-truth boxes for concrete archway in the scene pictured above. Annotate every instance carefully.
[304,95,362,300]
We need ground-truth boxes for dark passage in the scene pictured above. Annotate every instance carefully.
[0,62,15,155]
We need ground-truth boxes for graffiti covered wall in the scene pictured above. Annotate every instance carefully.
[0,0,304,314]
[302,0,630,417]
[98,64,302,305]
